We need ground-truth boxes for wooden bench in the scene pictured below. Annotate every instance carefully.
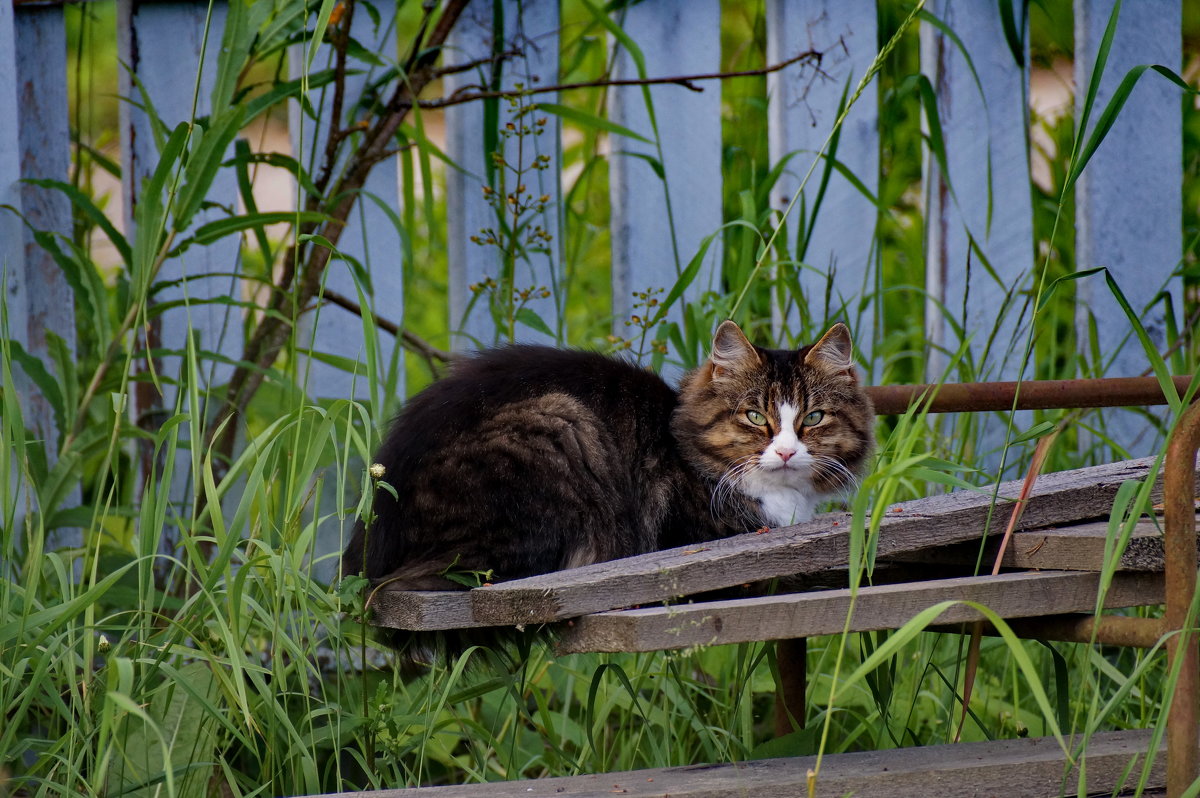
[364,379,1200,797]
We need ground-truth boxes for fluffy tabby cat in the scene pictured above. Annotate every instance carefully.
[343,321,874,664]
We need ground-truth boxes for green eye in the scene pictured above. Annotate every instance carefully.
[802,410,825,427]
[746,410,768,426]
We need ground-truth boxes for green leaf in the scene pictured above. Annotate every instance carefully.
[514,307,555,338]
[23,178,132,266]
[174,106,247,231]
[184,211,331,249]
[538,102,652,145]
[1012,420,1058,445]
[242,69,344,124]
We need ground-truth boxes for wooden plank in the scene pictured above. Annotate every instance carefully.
[313,728,1164,797]
[766,0,878,352]
[920,0,1035,477]
[0,0,26,364]
[557,570,1162,654]
[117,0,240,400]
[368,590,476,631]
[608,0,721,373]
[460,455,1193,626]
[291,6,403,401]
[14,3,79,552]
[1073,0,1182,457]
[445,0,561,350]
[888,514,1200,573]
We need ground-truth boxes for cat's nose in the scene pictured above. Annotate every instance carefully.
[776,448,796,463]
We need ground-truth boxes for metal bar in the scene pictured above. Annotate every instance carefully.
[865,375,1194,416]
[1165,400,1200,796]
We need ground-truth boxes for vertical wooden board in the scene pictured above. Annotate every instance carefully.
[290,8,404,400]
[15,5,79,551]
[118,0,240,398]
[921,0,1034,475]
[921,0,1034,381]
[15,6,73,447]
[0,0,25,351]
[445,0,562,351]
[608,0,721,371]
[1074,0,1182,456]
[766,0,878,354]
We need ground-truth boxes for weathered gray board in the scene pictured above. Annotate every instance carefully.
[291,7,404,401]
[371,455,1196,629]
[12,4,79,551]
[888,514,1200,573]
[1074,0,1182,457]
[557,570,1163,654]
[609,0,721,374]
[766,0,878,351]
[446,0,562,350]
[314,728,1163,798]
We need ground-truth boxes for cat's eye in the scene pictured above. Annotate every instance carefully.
[802,410,825,427]
[746,410,768,426]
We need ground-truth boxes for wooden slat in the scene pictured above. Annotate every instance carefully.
[14,3,79,551]
[313,728,1163,797]
[369,455,1197,630]
[556,570,1162,654]
[889,514,1200,573]
[445,0,561,350]
[291,6,403,401]
[766,0,878,351]
[920,0,1035,477]
[368,590,476,630]
[1073,0,1182,456]
[608,0,721,373]
[117,0,240,397]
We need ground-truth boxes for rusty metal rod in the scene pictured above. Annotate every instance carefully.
[1165,400,1200,796]
[865,375,1194,416]
[931,615,1165,649]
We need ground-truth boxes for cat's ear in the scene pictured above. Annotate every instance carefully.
[710,320,760,379]
[805,323,855,378]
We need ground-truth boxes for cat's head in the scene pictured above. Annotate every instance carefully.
[673,321,875,527]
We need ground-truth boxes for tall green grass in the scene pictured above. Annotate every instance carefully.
[2,0,1199,796]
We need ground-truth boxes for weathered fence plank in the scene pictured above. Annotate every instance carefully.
[557,570,1161,653]
[117,0,240,404]
[370,455,1196,629]
[13,4,78,551]
[921,0,1035,476]
[13,5,72,452]
[0,0,25,365]
[766,0,878,352]
[291,6,404,400]
[922,0,1034,381]
[313,728,1163,797]
[446,0,562,350]
[608,0,721,370]
[1074,0,1182,456]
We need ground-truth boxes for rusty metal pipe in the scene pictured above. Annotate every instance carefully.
[865,375,1194,416]
[1165,400,1200,796]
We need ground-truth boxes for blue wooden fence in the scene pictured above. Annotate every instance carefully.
[1,0,1187,474]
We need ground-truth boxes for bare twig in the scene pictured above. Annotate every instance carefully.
[319,288,457,373]
[415,48,826,109]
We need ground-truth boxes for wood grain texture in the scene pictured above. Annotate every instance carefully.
[766,0,878,352]
[368,590,476,630]
[312,728,1163,798]
[366,455,1197,630]
[557,570,1162,653]
[461,455,1193,626]
[608,0,721,376]
[1073,0,1182,457]
[445,0,561,350]
[888,515,1200,573]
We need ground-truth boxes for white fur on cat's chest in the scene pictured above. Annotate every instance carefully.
[742,480,819,527]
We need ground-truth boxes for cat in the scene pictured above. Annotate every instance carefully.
[341,321,874,666]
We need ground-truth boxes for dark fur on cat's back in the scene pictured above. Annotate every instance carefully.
[343,321,874,665]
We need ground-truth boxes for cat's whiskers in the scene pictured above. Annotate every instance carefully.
[808,453,860,493]
[711,454,763,526]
